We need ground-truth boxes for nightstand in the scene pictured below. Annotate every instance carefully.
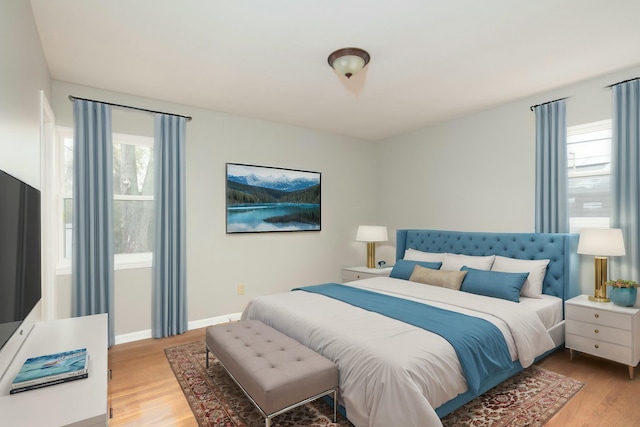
[565,294,640,379]
[342,266,393,283]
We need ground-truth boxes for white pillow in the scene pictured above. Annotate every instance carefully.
[491,256,550,299]
[404,248,444,262]
[441,253,495,271]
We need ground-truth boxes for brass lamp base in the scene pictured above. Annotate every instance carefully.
[366,242,376,269]
[590,256,611,303]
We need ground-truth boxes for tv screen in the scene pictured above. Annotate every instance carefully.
[0,169,41,351]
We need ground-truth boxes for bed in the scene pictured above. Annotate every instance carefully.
[241,229,580,427]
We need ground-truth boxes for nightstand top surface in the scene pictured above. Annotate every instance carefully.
[566,294,640,313]
[344,266,393,274]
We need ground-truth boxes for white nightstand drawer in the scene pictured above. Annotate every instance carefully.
[566,333,633,366]
[566,321,632,347]
[342,267,392,283]
[565,295,640,379]
[342,270,367,282]
[566,304,631,330]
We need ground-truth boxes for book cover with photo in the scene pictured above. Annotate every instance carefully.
[11,348,89,393]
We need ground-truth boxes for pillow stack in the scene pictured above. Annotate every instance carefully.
[393,248,551,302]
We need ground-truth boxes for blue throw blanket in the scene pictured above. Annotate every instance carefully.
[293,283,513,394]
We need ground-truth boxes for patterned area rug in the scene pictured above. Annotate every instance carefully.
[165,341,584,427]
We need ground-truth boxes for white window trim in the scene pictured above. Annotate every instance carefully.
[567,119,612,178]
[56,254,152,275]
[567,119,611,136]
[567,119,612,233]
[55,127,154,274]
[114,194,153,201]
[57,127,72,271]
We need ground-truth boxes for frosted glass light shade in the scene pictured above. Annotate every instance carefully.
[332,55,365,77]
[577,228,626,256]
[356,225,388,242]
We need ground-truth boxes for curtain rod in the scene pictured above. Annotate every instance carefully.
[68,95,192,121]
[605,77,640,88]
[529,97,568,111]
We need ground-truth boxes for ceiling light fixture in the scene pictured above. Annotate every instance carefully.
[327,48,370,79]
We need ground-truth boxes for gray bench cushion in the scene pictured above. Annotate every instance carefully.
[206,320,338,416]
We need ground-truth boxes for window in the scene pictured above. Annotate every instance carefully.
[567,120,612,233]
[57,127,154,271]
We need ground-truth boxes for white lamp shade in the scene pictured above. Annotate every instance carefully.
[331,55,366,77]
[356,225,388,242]
[577,228,626,256]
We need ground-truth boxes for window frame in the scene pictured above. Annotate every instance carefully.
[55,127,154,274]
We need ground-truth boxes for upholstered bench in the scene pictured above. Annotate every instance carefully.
[205,320,339,427]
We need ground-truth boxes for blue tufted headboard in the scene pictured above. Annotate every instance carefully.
[396,229,580,301]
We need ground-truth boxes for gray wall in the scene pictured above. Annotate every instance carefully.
[50,81,377,338]
[376,63,640,294]
[0,0,50,187]
[7,0,640,341]
[0,0,51,373]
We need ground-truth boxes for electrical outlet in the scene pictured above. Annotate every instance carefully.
[237,284,245,295]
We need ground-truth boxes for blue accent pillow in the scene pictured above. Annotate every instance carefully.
[460,266,528,302]
[390,259,442,280]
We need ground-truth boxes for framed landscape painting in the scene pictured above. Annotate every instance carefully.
[226,163,321,233]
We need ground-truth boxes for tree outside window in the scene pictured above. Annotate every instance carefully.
[58,128,154,265]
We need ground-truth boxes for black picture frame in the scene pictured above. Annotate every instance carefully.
[226,163,321,233]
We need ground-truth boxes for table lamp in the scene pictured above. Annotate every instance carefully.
[577,228,626,302]
[356,225,388,269]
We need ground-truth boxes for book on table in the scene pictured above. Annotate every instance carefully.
[10,348,89,394]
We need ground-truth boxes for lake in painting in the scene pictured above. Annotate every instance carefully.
[226,164,321,233]
[227,203,320,232]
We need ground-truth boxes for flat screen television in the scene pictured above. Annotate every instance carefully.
[0,169,41,351]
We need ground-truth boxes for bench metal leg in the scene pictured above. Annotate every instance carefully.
[205,347,209,368]
[332,389,337,422]
[265,417,271,427]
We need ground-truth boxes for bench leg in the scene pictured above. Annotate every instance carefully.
[332,389,337,422]
[205,347,209,369]
[265,417,271,427]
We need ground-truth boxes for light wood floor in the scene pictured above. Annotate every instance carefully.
[108,329,204,427]
[108,328,640,427]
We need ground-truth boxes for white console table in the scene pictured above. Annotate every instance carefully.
[0,314,108,426]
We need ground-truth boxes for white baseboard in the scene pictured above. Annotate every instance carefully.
[188,312,242,330]
[114,329,152,345]
[113,312,243,345]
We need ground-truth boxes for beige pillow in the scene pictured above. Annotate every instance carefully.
[409,265,467,290]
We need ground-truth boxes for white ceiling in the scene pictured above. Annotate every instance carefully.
[29,0,640,141]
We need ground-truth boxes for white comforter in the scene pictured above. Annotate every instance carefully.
[241,277,555,427]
